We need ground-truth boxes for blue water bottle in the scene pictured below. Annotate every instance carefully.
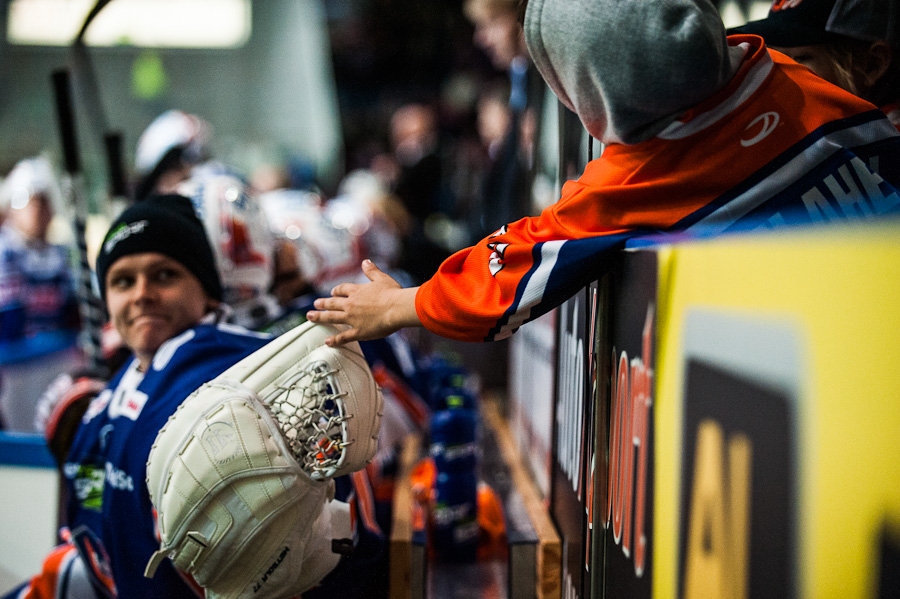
[431,469,479,561]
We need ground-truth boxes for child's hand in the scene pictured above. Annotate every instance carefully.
[307,260,422,346]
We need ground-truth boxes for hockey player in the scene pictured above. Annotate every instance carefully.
[731,0,900,130]
[307,0,900,345]
[2,194,272,599]
[8,193,390,599]
[176,171,282,330]
[0,157,81,431]
[133,110,213,201]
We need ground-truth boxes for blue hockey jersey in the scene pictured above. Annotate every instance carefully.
[0,227,79,363]
[62,319,271,598]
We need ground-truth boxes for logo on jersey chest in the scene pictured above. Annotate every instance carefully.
[108,387,148,421]
[69,463,105,512]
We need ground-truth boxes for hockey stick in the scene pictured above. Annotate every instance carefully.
[75,0,115,43]
[51,69,108,377]
[47,0,125,376]
[70,0,129,203]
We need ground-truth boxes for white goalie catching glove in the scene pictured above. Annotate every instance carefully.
[144,322,383,599]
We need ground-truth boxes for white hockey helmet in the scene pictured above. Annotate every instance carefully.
[135,110,212,176]
[0,156,61,212]
[258,188,365,294]
[333,170,404,270]
[177,173,275,310]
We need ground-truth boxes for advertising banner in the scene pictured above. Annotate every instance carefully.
[551,287,591,599]
[601,250,658,599]
[653,223,900,599]
[509,310,557,498]
[678,313,799,599]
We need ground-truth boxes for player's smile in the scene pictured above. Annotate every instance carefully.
[130,312,168,325]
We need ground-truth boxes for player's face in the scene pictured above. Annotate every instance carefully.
[105,253,215,370]
[473,10,523,70]
[10,192,53,242]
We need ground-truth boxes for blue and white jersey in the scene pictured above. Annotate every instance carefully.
[0,225,79,362]
[63,319,271,599]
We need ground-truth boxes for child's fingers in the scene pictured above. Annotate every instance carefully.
[313,296,345,311]
[325,327,360,347]
[306,307,344,324]
[330,282,357,298]
[361,259,381,279]
[361,260,397,285]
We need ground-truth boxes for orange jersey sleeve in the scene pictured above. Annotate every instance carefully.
[416,36,900,342]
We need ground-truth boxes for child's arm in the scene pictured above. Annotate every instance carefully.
[306,259,422,346]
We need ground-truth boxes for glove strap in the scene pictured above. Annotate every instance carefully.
[330,500,354,556]
[145,531,209,578]
[144,547,173,579]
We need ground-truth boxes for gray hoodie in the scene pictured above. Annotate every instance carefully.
[524,0,745,145]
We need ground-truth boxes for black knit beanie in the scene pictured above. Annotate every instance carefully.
[95,194,223,302]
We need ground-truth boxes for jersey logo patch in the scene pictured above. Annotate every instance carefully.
[488,242,509,277]
[741,112,780,147]
[70,463,105,512]
[108,387,148,421]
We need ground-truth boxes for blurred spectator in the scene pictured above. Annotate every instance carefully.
[0,157,82,431]
[384,101,477,259]
[463,0,543,239]
[370,103,452,281]
[731,0,900,130]
[465,0,528,72]
[477,80,514,160]
[386,103,443,221]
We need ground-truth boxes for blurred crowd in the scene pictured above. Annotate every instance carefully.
[0,0,543,433]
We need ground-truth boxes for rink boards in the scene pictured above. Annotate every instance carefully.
[509,220,900,599]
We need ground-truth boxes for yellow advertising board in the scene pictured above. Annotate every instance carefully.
[653,221,900,599]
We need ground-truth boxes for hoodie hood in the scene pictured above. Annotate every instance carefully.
[524,0,744,144]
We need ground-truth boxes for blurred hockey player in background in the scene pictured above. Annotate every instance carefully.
[0,157,81,431]
[177,172,281,330]
[132,110,214,201]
